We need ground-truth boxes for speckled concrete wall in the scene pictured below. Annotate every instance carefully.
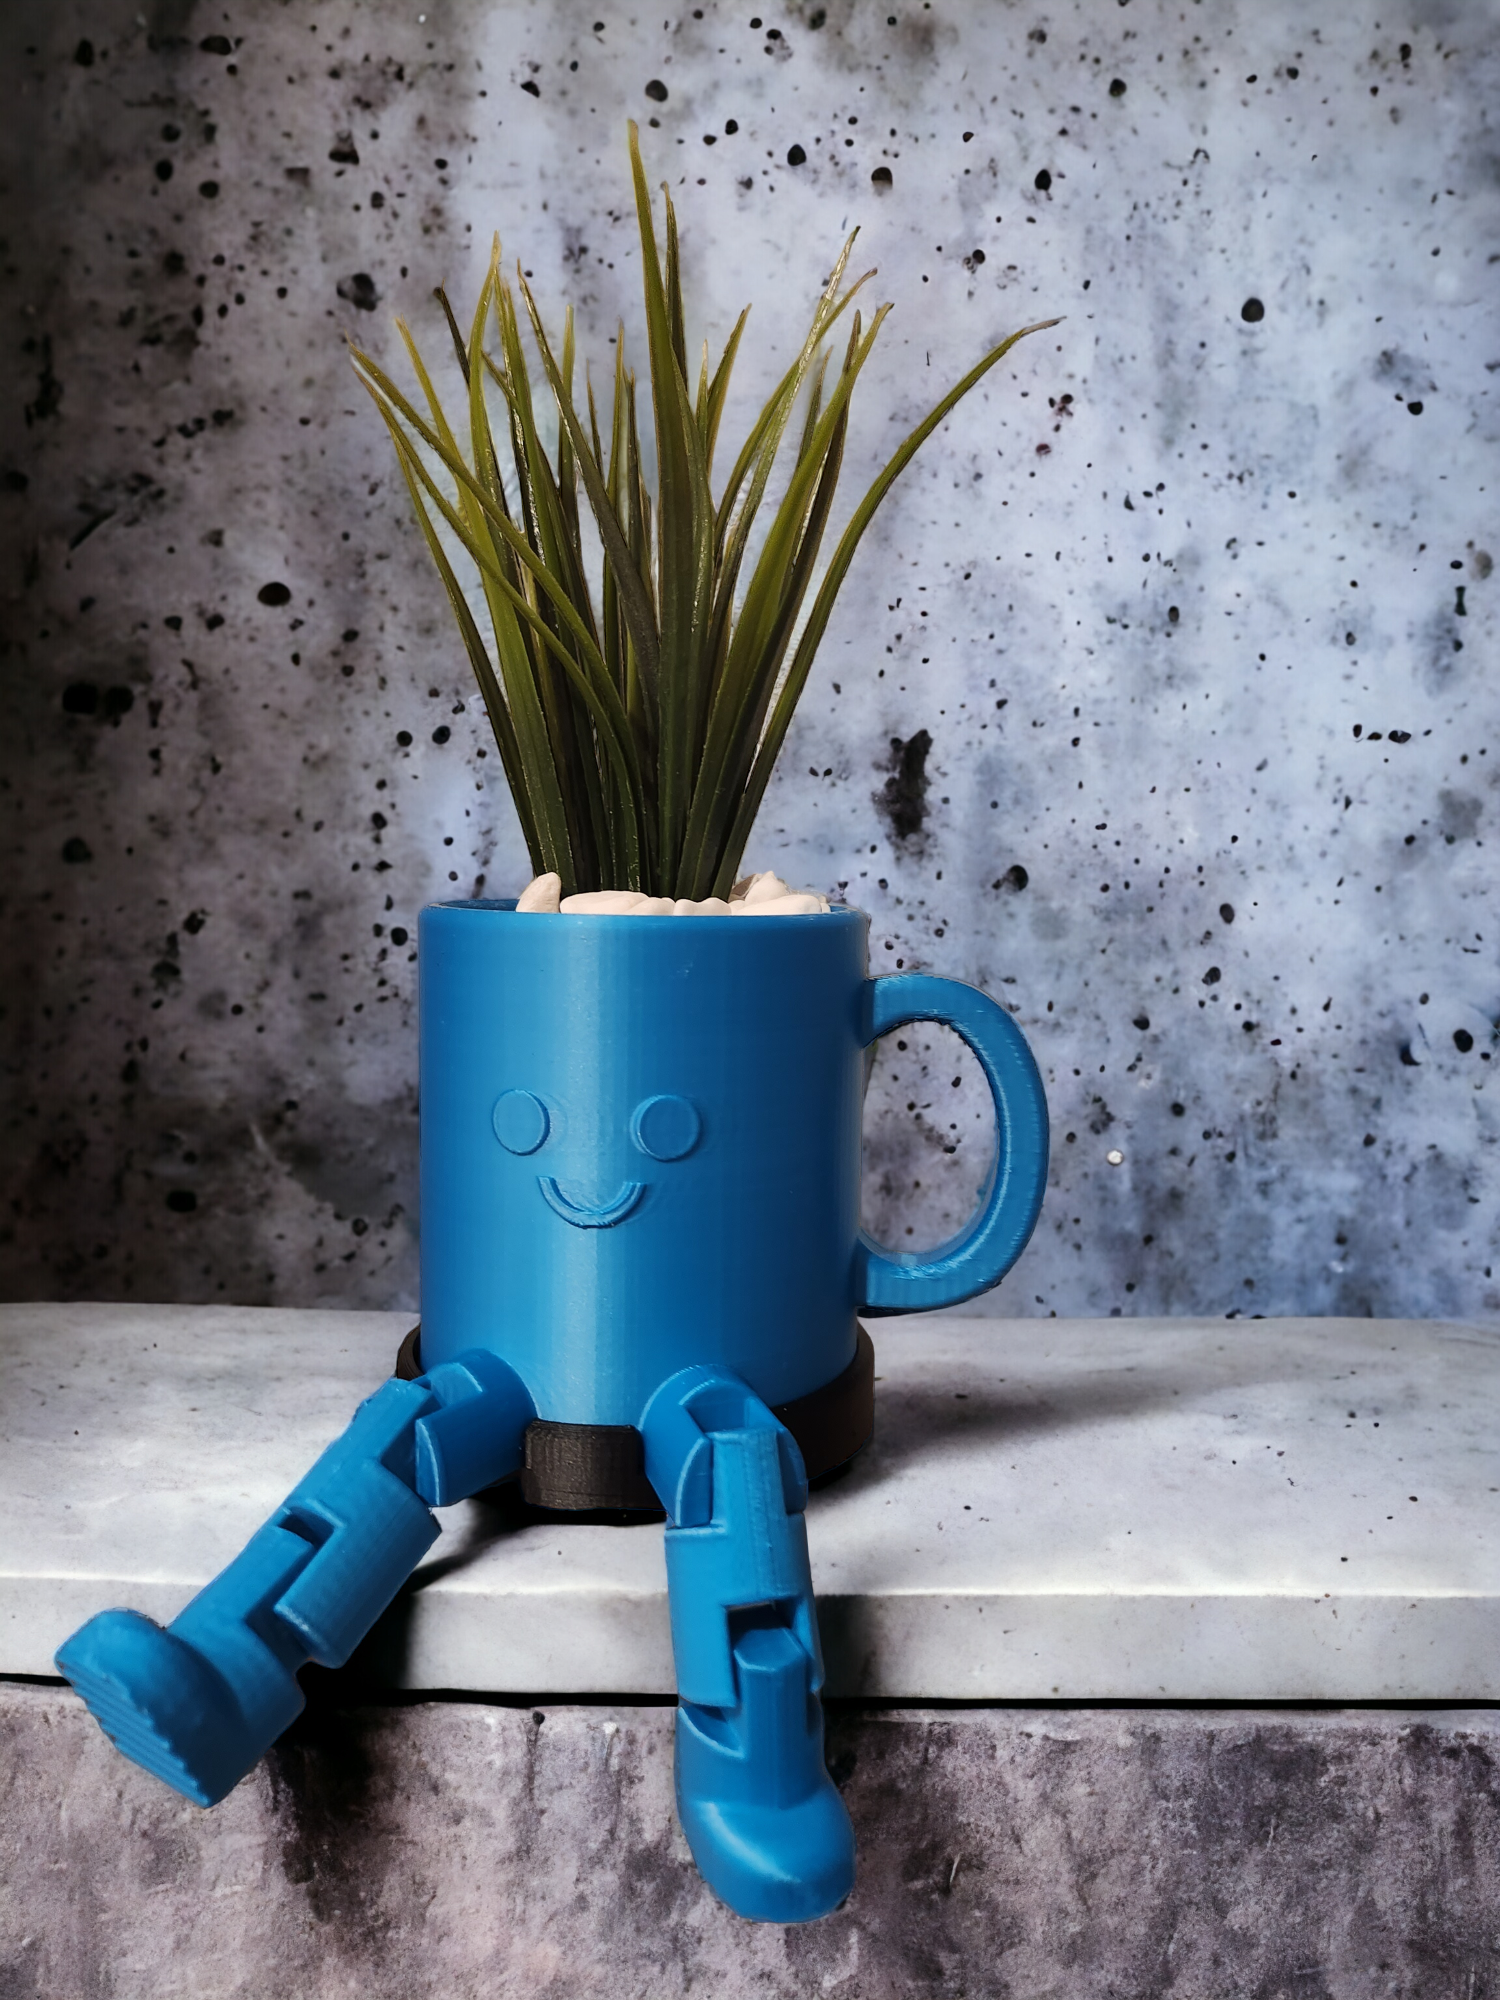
[1,0,1496,1318]
[5,1686,1500,1998]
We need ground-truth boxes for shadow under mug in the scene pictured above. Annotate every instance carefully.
[418,901,1048,1433]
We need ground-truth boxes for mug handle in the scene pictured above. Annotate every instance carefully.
[854,973,1050,1316]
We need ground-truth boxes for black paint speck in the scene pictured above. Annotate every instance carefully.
[432,725,451,744]
[198,180,219,199]
[63,682,99,715]
[154,160,173,182]
[199,34,232,55]
[390,927,409,946]
[74,38,94,65]
[1219,903,1235,924]
[166,1189,198,1212]
[877,730,932,840]
[871,166,893,187]
[1034,168,1052,191]
[992,864,1029,893]
[520,79,540,97]
[1454,1029,1475,1053]
[1133,1013,1150,1030]
[645,78,668,101]
[1241,297,1265,323]
[329,132,360,163]
[1108,77,1126,96]
[1203,966,1221,985]
[62,836,92,864]
[337,272,379,312]
[787,144,807,166]
[257,581,292,606]
[1406,400,1423,415]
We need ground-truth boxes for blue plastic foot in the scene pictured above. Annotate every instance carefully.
[56,1606,295,1808]
[57,1348,533,1806]
[642,1367,855,1922]
[677,1618,856,1922]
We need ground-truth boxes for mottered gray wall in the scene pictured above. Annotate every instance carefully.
[1,0,1496,1318]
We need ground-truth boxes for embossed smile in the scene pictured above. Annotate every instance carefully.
[537,1177,647,1228]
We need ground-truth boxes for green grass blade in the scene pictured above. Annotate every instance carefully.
[622,367,657,747]
[627,122,705,882]
[387,433,545,872]
[713,240,868,546]
[694,340,710,437]
[678,348,856,896]
[683,310,887,877]
[516,274,661,690]
[386,411,647,881]
[433,284,471,384]
[701,307,748,479]
[378,415,572,881]
[711,316,1062,893]
[369,378,616,749]
[663,181,688,378]
[360,313,577,880]
[352,349,618,702]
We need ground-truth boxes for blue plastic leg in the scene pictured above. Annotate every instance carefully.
[641,1366,856,1923]
[56,1348,533,1807]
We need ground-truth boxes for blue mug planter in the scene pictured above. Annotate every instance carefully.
[57,902,1048,1925]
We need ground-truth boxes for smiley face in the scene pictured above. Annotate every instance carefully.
[491,1088,702,1228]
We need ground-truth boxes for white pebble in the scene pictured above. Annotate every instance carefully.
[730,891,830,916]
[522,873,830,916]
[516,872,562,913]
[738,871,794,905]
[560,890,648,914]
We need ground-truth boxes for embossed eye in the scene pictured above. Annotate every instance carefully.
[492,1089,550,1155]
[630,1093,701,1161]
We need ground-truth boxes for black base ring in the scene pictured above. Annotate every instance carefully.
[394,1325,875,1514]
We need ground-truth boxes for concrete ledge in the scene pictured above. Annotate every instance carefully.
[5,1304,1500,1698]
[3,1683,1498,1997]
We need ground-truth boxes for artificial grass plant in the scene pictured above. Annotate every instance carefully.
[350,122,1057,901]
